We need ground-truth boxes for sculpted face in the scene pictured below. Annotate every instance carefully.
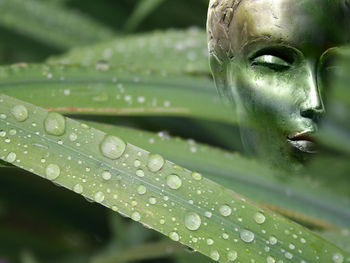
[208,0,350,169]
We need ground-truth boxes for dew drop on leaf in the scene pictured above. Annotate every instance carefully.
[227,250,238,262]
[73,184,84,194]
[266,256,275,263]
[149,197,157,204]
[210,250,220,261]
[254,212,266,224]
[169,231,180,241]
[147,154,165,172]
[136,169,145,177]
[219,204,232,217]
[191,172,202,181]
[5,152,16,163]
[134,159,141,168]
[45,164,60,181]
[207,238,214,245]
[100,135,126,159]
[184,212,201,231]
[131,211,141,221]
[137,185,147,195]
[44,112,66,136]
[11,105,28,122]
[269,236,278,245]
[240,229,255,243]
[69,132,78,142]
[94,191,105,203]
[284,252,293,260]
[95,61,110,71]
[332,253,344,263]
[166,174,182,190]
[102,170,112,180]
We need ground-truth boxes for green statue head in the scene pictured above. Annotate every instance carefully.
[207,0,350,169]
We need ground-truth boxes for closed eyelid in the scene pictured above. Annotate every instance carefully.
[251,55,290,66]
[248,45,299,64]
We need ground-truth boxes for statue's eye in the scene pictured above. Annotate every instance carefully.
[251,55,290,71]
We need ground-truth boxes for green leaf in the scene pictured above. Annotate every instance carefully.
[92,240,184,263]
[48,29,210,73]
[123,0,165,32]
[0,64,232,122]
[88,122,350,229]
[0,0,115,50]
[0,94,348,263]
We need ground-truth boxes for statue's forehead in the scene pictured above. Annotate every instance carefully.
[229,0,348,54]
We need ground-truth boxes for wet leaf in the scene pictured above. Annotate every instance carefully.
[0,94,348,263]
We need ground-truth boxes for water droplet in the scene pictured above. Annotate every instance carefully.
[6,152,16,163]
[44,112,66,136]
[204,211,212,218]
[169,231,180,241]
[284,252,293,260]
[184,212,201,231]
[94,191,105,203]
[131,211,141,221]
[254,212,266,224]
[102,171,112,180]
[210,250,220,261]
[11,105,28,122]
[100,135,126,159]
[332,253,344,263]
[73,184,83,194]
[219,204,232,217]
[166,174,182,190]
[222,233,229,239]
[269,236,277,245]
[227,250,238,262]
[0,113,6,119]
[149,197,157,204]
[192,172,202,180]
[207,238,214,245]
[147,154,165,172]
[45,164,60,181]
[266,256,275,263]
[9,129,16,136]
[240,229,255,243]
[134,159,141,167]
[69,133,78,142]
[137,185,147,195]
[95,61,110,71]
[136,169,144,177]
[0,131,6,137]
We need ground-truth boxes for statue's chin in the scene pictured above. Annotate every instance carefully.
[239,127,316,172]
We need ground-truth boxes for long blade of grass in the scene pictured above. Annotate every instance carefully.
[123,0,165,33]
[0,94,348,263]
[48,29,210,74]
[88,122,350,229]
[92,240,183,263]
[0,0,115,50]
[0,64,232,122]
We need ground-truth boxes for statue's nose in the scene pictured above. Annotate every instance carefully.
[300,63,325,121]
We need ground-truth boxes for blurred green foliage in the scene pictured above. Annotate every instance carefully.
[0,0,209,65]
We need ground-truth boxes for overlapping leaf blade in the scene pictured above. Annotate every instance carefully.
[48,29,210,73]
[0,0,115,49]
[0,64,232,122]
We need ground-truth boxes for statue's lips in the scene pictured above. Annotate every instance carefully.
[287,132,317,154]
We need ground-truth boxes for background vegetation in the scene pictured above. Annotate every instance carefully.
[0,0,349,263]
